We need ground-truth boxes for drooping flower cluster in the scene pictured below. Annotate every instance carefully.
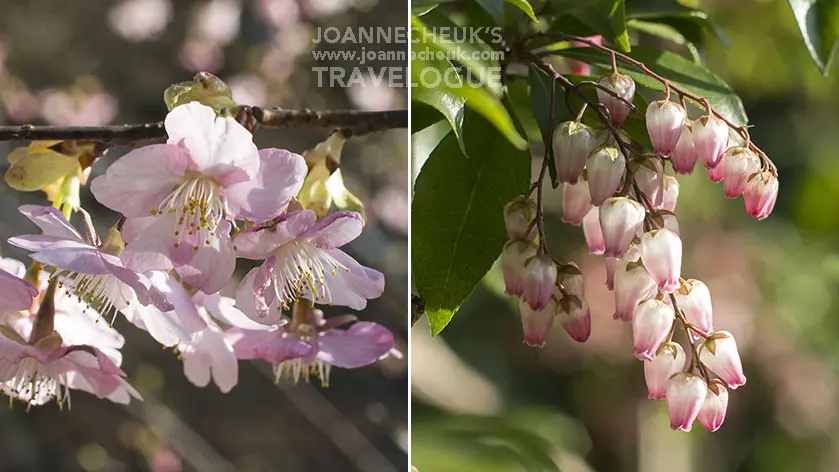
[504,70,776,432]
[0,101,393,408]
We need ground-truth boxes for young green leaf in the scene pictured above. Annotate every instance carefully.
[788,0,839,74]
[551,0,632,52]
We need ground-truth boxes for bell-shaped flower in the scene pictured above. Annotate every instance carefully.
[614,251,657,322]
[234,210,384,315]
[698,382,729,432]
[640,229,682,293]
[692,114,729,169]
[744,170,779,220]
[557,262,584,300]
[519,298,556,348]
[558,295,591,343]
[562,178,592,226]
[501,240,537,297]
[646,100,686,157]
[599,197,646,258]
[632,299,674,360]
[582,208,605,255]
[673,279,713,334]
[706,158,726,182]
[666,373,707,431]
[644,342,685,400]
[504,196,536,241]
[522,254,557,311]
[596,72,635,127]
[553,121,597,184]
[635,158,665,208]
[8,205,173,319]
[670,123,698,174]
[91,102,307,293]
[722,147,760,198]
[659,212,680,235]
[586,146,626,206]
[698,331,746,389]
[659,176,679,212]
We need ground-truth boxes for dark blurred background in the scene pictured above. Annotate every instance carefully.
[0,1,408,471]
[411,0,839,471]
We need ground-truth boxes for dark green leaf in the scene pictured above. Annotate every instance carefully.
[628,20,703,63]
[506,79,543,143]
[788,0,839,74]
[551,0,631,52]
[625,0,728,47]
[412,109,531,335]
[412,102,445,134]
[507,0,539,22]
[412,84,468,154]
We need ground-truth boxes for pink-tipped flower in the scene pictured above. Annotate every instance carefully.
[582,207,605,255]
[596,72,635,127]
[553,121,597,184]
[605,256,618,290]
[558,295,591,342]
[659,176,679,212]
[698,382,729,431]
[586,146,626,206]
[671,122,698,174]
[519,298,556,348]
[644,342,685,400]
[558,262,584,299]
[706,157,726,182]
[562,178,592,226]
[722,147,760,198]
[744,170,779,220]
[501,241,537,297]
[614,252,657,322]
[522,254,557,311]
[674,279,713,334]
[599,197,646,258]
[699,331,746,389]
[693,114,729,169]
[504,196,537,241]
[646,100,686,157]
[660,212,681,235]
[666,373,707,431]
[640,229,682,293]
[635,158,665,208]
[632,299,674,360]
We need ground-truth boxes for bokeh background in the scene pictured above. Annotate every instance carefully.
[411,0,839,470]
[0,0,408,471]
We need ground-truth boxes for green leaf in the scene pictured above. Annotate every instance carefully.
[624,0,728,47]
[506,0,539,22]
[628,20,703,63]
[506,79,543,143]
[412,102,445,134]
[788,0,839,74]
[551,0,631,52]
[553,45,748,125]
[529,68,559,187]
[412,109,531,335]
[412,83,468,154]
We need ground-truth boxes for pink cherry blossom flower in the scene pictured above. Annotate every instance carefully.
[644,342,685,400]
[234,210,384,315]
[666,373,706,431]
[0,264,37,314]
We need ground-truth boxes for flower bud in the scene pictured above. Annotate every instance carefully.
[699,331,746,389]
[519,298,556,348]
[614,255,657,322]
[666,373,707,431]
[646,100,686,157]
[522,254,558,311]
[744,170,778,220]
[504,196,537,240]
[582,207,605,255]
[674,279,713,334]
[558,295,591,342]
[562,178,592,226]
[586,146,626,206]
[501,240,536,297]
[632,299,675,360]
[553,121,597,184]
[640,229,682,293]
[557,262,584,299]
[596,72,635,127]
[635,158,664,208]
[659,176,679,212]
[722,147,760,198]
[698,382,729,432]
[706,157,726,182]
[659,212,680,235]
[670,122,698,174]
[644,342,686,400]
[600,197,646,258]
[693,114,729,169]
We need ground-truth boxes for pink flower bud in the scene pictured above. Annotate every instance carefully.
[635,158,665,208]
[646,100,686,157]
[522,254,557,311]
[504,196,537,241]
[640,229,682,293]
[698,382,729,432]
[600,197,646,258]
[660,212,680,235]
[558,295,591,342]
[644,342,686,400]
[699,331,746,389]
[586,146,626,206]
[562,178,592,226]
[671,123,698,174]
[693,114,729,169]
[519,298,556,348]
[706,156,726,182]
[553,121,597,184]
[666,373,707,431]
[722,146,760,198]
[674,279,713,334]
[614,254,657,322]
[582,207,605,255]
[632,299,675,360]
[660,176,679,212]
[744,170,779,220]
[501,240,536,297]
[596,72,635,127]
[558,262,584,299]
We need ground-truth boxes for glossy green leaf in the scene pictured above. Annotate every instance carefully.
[551,0,631,52]
[413,82,468,154]
[625,0,728,47]
[507,0,539,22]
[412,109,531,335]
[788,0,839,74]
[412,102,445,134]
[628,20,702,63]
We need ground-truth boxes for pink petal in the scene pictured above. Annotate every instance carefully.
[300,249,384,310]
[0,269,38,312]
[233,210,317,259]
[225,148,308,222]
[30,246,110,274]
[8,235,93,253]
[174,220,236,294]
[197,292,274,331]
[300,211,364,249]
[18,205,84,242]
[101,257,174,312]
[226,328,280,359]
[252,256,277,318]
[0,337,29,381]
[120,215,177,273]
[315,322,394,368]
[181,327,238,393]
[147,271,206,334]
